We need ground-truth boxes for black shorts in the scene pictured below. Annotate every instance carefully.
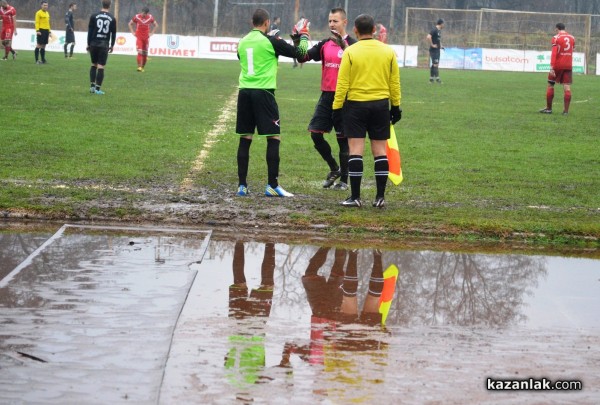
[308,91,343,137]
[429,47,441,65]
[89,46,110,66]
[236,88,281,136]
[65,30,75,44]
[37,29,49,45]
[343,99,390,141]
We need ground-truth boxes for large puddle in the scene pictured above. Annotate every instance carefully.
[1,224,599,404]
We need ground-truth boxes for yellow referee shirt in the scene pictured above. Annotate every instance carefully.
[333,38,401,109]
[35,10,51,31]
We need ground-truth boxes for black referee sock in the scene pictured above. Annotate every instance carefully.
[348,155,363,199]
[237,137,252,186]
[266,137,280,188]
[368,249,384,298]
[374,155,389,199]
[40,49,46,62]
[311,133,338,170]
[342,249,358,297]
[34,48,39,61]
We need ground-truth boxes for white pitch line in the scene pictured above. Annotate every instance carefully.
[180,91,238,192]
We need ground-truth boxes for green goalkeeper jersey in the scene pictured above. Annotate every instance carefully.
[238,29,279,89]
[237,29,307,90]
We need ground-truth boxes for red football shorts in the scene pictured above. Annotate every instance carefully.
[548,69,572,85]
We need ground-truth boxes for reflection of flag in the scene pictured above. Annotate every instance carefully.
[386,125,403,185]
[378,264,398,325]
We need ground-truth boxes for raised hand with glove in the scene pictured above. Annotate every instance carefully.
[290,18,310,55]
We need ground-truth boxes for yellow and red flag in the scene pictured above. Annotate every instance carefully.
[378,264,399,326]
[386,124,403,185]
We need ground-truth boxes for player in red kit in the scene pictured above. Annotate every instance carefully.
[0,1,18,60]
[540,23,575,115]
[128,6,158,72]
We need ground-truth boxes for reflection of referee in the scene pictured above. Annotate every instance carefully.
[34,1,51,64]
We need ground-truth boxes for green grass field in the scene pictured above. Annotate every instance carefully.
[1,52,598,246]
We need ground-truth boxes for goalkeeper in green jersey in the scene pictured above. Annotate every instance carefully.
[235,8,310,198]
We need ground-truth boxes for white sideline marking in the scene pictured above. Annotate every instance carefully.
[179,91,238,192]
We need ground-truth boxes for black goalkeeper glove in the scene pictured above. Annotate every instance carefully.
[332,109,343,130]
[390,106,402,124]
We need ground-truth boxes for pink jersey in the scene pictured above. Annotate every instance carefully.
[551,31,575,70]
[130,13,155,38]
[0,5,16,29]
[319,38,354,92]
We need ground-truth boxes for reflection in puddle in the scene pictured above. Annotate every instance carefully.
[1,228,599,404]
[162,238,600,404]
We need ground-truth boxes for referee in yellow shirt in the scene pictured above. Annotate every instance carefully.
[332,14,401,208]
[34,1,51,64]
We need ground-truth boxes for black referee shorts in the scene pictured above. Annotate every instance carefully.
[343,99,390,141]
[37,29,50,45]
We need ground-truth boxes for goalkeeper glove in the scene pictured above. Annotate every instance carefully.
[293,18,310,39]
[329,30,346,49]
[390,106,402,124]
[267,28,281,38]
[332,109,343,130]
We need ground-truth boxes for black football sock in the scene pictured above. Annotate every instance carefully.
[305,247,329,277]
[69,44,74,57]
[337,137,349,183]
[35,48,39,61]
[266,137,280,188]
[237,137,252,186]
[40,49,46,62]
[261,243,275,286]
[232,241,246,285]
[311,132,338,170]
[95,68,104,88]
[89,66,97,85]
[64,44,68,57]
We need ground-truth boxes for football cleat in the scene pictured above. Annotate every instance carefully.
[562,111,568,116]
[340,196,362,207]
[137,67,144,72]
[95,89,105,95]
[539,108,552,114]
[90,86,96,94]
[265,185,294,197]
[236,185,249,196]
[372,197,386,208]
[332,181,348,191]
[323,169,341,188]
[1,57,7,61]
